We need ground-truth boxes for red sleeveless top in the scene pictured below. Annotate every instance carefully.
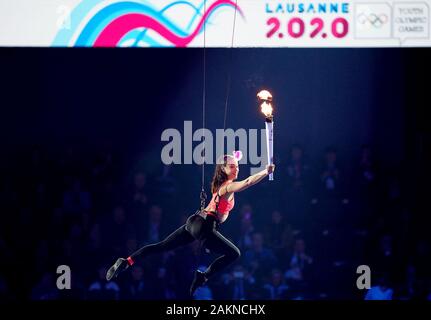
[206,184,235,215]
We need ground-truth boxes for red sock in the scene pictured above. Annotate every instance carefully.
[127,256,134,266]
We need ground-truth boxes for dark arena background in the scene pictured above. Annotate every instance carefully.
[0,48,430,301]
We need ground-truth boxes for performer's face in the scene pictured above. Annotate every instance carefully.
[224,158,239,180]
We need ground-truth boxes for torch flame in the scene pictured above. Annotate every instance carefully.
[260,101,273,118]
[257,90,272,102]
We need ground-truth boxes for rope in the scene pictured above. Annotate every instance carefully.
[200,0,207,210]
[200,0,238,210]
[223,0,239,131]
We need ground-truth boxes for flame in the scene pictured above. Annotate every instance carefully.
[257,90,272,101]
[260,101,273,117]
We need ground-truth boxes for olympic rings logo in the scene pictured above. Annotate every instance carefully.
[357,12,388,28]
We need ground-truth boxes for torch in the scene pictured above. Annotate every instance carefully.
[257,90,274,181]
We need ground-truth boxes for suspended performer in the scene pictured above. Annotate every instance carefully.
[106,153,275,296]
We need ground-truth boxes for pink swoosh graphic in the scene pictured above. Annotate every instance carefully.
[94,0,243,47]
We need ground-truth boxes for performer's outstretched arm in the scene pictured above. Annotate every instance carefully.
[220,164,275,195]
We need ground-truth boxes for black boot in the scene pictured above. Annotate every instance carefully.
[106,258,129,281]
[189,270,208,297]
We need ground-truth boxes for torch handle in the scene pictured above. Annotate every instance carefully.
[265,121,274,181]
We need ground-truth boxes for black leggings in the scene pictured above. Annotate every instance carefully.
[129,212,240,279]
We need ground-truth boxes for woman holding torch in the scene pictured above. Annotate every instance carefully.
[106,153,275,296]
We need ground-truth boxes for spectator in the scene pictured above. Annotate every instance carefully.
[319,147,342,196]
[87,265,120,300]
[371,234,398,280]
[154,165,177,201]
[122,265,147,300]
[221,264,257,300]
[129,172,150,228]
[132,172,149,207]
[84,223,107,273]
[264,210,294,251]
[145,267,175,299]
[236,212,255,251]
[126,237,138,256]
[262,269,290,300]
[286,145,310,191]
[243,232,278,281]
[102,205,135,256]
[144,205,166,243]
[284,238,313,282]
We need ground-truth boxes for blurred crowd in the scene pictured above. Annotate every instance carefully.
[0,143,430,301]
